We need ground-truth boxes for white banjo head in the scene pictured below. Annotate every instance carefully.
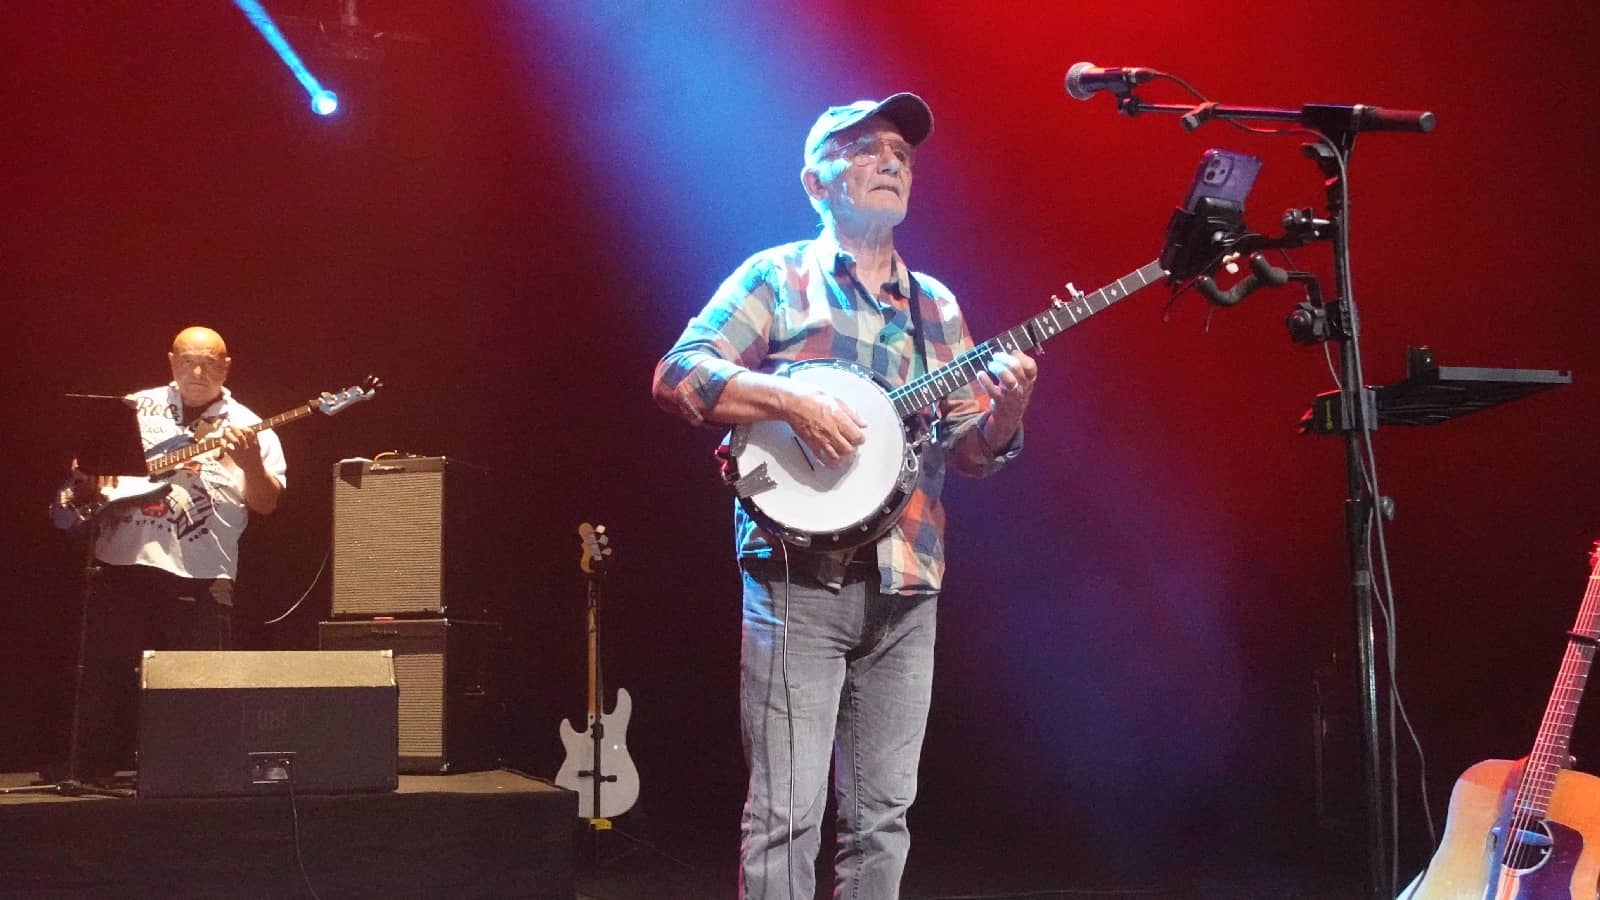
[737,359,908,537]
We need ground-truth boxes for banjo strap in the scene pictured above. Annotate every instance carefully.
[841,253,928,377]
[906,269,929,379]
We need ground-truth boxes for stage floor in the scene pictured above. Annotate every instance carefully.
[0,768,576,898]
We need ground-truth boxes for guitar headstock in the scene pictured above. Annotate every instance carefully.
[579,522,613,575]
[315,376,382,416]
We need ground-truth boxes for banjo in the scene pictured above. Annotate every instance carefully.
[725,259,1168,551]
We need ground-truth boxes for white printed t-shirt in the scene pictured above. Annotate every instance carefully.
[92,384,288,581]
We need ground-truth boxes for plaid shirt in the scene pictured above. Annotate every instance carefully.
[654,234,1021,595]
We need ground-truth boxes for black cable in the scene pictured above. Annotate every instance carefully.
[261,548,329,626]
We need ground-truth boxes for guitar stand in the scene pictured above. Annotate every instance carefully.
[578,718,619,868]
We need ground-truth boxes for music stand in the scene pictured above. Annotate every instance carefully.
[0,394,148,798]
[1304,363,1572,434]
[1374,365,1572,426]
[1300,355,1569,891]
[61,393,149,475]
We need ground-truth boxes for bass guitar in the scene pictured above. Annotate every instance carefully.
[724,260,1167,550]
[555,523,640,821]
[52,377,380,530]
[1402,540,1600,899]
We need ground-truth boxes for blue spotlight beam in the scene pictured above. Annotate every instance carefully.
[232,0,338,115]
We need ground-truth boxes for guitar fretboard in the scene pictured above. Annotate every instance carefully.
[1511,546,1600,821]
[890,260,1166,418]
[145,403,316,475]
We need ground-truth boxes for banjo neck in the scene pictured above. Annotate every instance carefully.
[890,258,1166,418]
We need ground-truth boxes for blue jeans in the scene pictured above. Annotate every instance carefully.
[738,563,937,900]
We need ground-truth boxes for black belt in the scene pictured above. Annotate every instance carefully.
[844,558,879,581]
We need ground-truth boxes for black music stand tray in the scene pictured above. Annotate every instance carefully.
[1376,365,1572,425]
[61,393,148,475]
[1305,364,1572,434]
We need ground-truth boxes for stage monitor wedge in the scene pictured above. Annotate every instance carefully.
[137,650,398,798]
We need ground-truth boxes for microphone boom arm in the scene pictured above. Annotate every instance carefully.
[1115,95,1434,137]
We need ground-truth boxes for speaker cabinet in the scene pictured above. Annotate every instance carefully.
[331,456,492,618]
[137,650,398,799]
[318,618,501,774]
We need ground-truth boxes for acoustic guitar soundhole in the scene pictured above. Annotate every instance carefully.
[1499,818,1554,871]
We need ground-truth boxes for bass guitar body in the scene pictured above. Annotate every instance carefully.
[555,687,640,819]
[1405,759,1600,899]
[50,474,174,530]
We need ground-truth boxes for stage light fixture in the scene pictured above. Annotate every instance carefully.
[232,0,342,118]
[278,1,430,67]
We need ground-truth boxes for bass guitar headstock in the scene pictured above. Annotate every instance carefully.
[579,522,613,575]
[315,375,382,416]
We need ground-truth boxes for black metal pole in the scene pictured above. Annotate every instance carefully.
[1319,132,1391,899]
[1340,329,1389,900]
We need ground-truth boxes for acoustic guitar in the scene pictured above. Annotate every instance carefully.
[1401,540,1600,899]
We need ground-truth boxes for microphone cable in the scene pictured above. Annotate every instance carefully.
[778,538,796,900]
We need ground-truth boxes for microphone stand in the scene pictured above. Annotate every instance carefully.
[1123,90,1431,899]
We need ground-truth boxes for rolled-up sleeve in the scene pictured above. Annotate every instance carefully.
[652,256,778,426]
[923,287,1023,478]
[937,388,1023,478]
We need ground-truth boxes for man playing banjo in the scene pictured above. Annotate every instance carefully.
[652,92,1036,898]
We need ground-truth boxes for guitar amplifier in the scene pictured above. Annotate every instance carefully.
[317,618,502,774]
[330,456,493,618]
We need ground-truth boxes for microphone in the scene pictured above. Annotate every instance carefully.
[1064,61,1158,101]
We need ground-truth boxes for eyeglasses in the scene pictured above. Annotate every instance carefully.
[172,354,228,375]
[828,135,916,170]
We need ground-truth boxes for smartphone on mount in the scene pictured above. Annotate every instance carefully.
[1161,148,1263,280]
[1183,148,1262,212]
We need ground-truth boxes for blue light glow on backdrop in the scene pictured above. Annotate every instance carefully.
[505,1,883,291]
